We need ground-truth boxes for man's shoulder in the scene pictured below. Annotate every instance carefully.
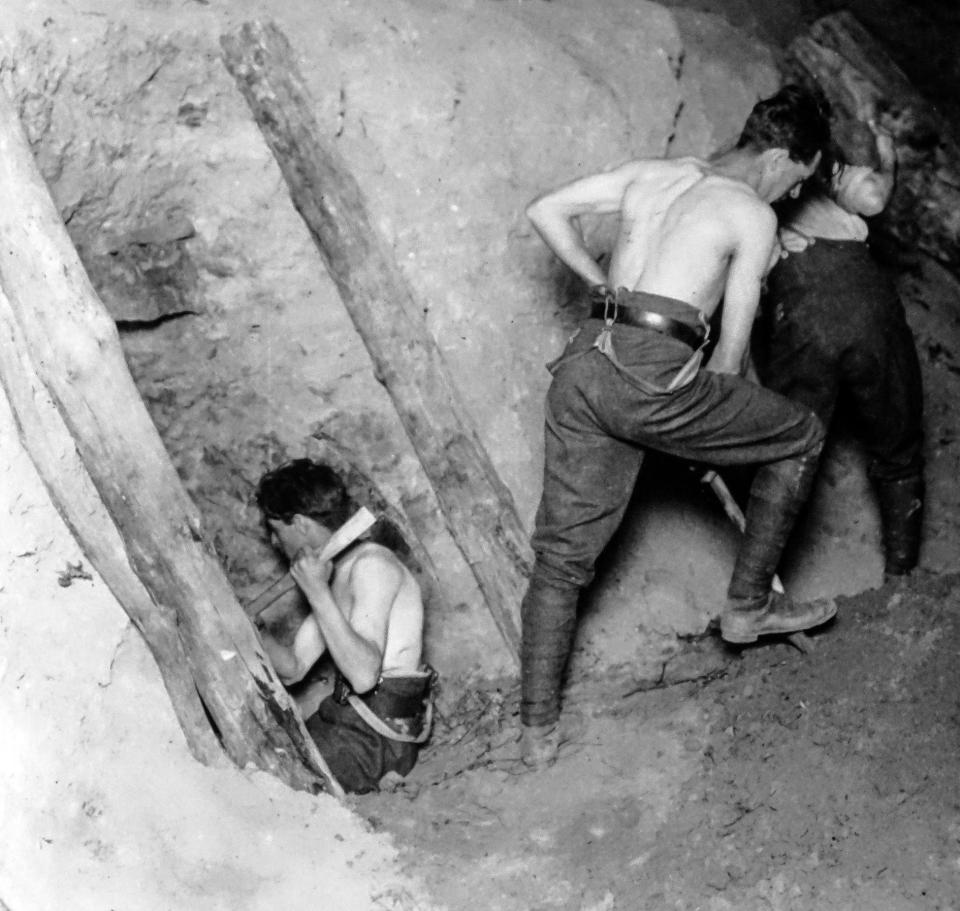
[343,541,405,581]
[700,178,773,221]
[615,155,705,177]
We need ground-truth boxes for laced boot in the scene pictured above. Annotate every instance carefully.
[875,475,924,579]
[723,590,836,644]
[520,575,580,768]
[722,454,836,644]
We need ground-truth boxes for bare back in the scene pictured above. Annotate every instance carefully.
[607,158,778,317]
[332,541,424,677]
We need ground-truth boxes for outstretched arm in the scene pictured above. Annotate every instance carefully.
[526,162,644,287]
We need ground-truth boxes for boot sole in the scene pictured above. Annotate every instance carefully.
[721,600,837,645]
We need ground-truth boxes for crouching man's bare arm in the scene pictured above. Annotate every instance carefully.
[290,548,401,695]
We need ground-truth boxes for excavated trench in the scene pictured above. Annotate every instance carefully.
[4,1,960,908]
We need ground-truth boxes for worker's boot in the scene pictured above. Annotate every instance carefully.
[722,590,836,644]
[520,575,580,768]
[876,474,924,579]
[721,454,836,644]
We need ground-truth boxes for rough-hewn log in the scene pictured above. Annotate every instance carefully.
[788,11,960,276]
[0,86,341,797]
[0,287,222,765]
[221,20,529,665]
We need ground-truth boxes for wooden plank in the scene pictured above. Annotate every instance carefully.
[0,85,342,797]
[221,20,529,665]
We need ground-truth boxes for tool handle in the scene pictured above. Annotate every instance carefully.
[247,507,378,617]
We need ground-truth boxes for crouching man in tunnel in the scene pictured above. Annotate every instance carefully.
[520,85,837,767]
[254,459,435,794]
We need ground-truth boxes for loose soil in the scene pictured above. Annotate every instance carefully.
[355,571,960,910]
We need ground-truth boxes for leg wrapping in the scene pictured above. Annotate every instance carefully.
[520,575,580,728]
[728,451,820,605]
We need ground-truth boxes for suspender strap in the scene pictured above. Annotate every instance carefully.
[346,694,434,744]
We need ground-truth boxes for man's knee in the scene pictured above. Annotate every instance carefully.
[524,554,590,593]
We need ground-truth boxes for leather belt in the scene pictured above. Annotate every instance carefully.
[589,302,706,350]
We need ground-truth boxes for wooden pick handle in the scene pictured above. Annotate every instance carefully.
[246,507,378,617]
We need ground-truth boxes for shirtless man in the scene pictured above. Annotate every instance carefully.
[255,458,432,793]
[521,85,836,766]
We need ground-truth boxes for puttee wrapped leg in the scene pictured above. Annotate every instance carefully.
[520,574,580,766]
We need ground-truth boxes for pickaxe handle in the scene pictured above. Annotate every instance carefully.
[246,506,378,618]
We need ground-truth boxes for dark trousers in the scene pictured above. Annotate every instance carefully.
[761,239,924,483]
[306,672,430,794]
[522,293,824,727]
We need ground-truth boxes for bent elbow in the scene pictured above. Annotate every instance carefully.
[525,195,551,230]
[525,204,541,229]
[279,657,308,686]
[349,669,380,696]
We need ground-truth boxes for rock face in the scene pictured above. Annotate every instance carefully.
[0,0,780,677]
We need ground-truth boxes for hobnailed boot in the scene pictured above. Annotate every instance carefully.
[520,574,580,767]
[721,454,836,644]
[875,475,924,578]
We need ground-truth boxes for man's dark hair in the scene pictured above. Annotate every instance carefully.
[255,458,351,527]
[737,84,832,165]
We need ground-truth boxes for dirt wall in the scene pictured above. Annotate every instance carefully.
[1,0,781,680]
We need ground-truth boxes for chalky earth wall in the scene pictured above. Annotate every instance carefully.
[1,0,918,689]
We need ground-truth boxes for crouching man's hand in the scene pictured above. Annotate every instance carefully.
[290,548,334,599]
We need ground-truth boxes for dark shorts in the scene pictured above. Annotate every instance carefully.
[306,671,432,794]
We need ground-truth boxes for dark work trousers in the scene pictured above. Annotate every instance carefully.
[761,239,924,483]
[306,671,431,794]
[522,291,825,728]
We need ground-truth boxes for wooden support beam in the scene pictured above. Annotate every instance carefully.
[221,20,530,665]
[788,11,960,276]
[0,86,342,797]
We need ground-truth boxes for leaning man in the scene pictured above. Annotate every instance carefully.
[521,85,837,766]
[255,458,434,793]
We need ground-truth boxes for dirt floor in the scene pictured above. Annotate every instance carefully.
[330,235,960,909]
[354,570,960,911]
[5,1,960,909]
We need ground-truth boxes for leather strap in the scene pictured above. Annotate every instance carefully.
[589,300,705,349]
[346,694,433,744]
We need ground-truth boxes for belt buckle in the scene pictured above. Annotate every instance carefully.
[333,674,352,704]
[601,287,618,325]
[697,311,710,346]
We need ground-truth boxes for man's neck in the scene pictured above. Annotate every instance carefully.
[706,148,764,194]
